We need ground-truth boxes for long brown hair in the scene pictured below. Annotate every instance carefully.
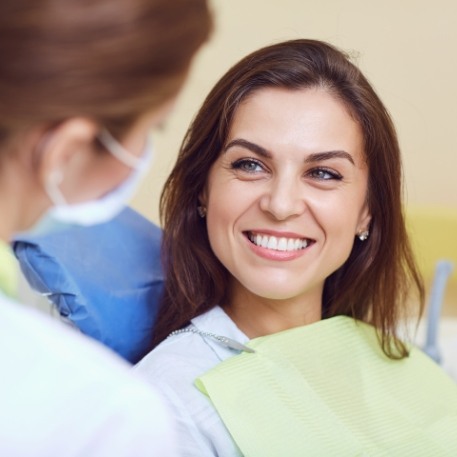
[155,39,424,358]
[0,0,212,143]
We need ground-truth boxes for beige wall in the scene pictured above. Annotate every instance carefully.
[131,0,457,224]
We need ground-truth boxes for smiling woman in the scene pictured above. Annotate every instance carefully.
[202,88,371,332]
[152,39,419,354]
[135,39,457,456]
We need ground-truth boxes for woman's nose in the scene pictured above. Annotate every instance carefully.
[259,177,306,221]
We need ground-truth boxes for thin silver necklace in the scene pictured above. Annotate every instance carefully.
[168,327,255,353]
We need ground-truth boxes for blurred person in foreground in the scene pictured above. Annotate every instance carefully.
[0,0,211,455]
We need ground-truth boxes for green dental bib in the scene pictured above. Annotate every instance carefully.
[196,316,457,457]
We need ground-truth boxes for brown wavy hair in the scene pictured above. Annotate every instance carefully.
[154,39,424,358]
[0,0,212,143]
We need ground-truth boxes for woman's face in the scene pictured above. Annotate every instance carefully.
[202,87,371,314]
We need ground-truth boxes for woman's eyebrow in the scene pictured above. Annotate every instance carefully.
[305,150,355,165]
[224,138,272,158]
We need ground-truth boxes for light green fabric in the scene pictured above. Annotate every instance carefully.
[196,316,457,457]
[0,240,18,298]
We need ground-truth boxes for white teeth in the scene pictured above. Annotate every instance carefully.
[287,239,295,251]
[248,233,309,252]
[256,234,262,247]
[277,238,287,251]
[261,235,268,248]
[267,237,277,249]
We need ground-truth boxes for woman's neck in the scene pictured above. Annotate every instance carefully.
[0,184,25,243]
[223,286,323,339]
[0,185,18,242]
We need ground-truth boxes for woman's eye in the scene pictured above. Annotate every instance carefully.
[231,158,265,173]
[309,168,342,180]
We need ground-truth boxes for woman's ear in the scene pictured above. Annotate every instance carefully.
[36,118,100,186]
[197,188,208,218]
[198,187,208,208]
[357,203,372,235]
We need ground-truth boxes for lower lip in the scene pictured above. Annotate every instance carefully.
[245,236,310,261]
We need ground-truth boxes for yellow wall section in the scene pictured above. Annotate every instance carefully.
[407,207,457,315]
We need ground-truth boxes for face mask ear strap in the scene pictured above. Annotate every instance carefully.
[45,169,67,206]
[97,128,143,169]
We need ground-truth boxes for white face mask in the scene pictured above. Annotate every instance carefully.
[25,129,154,235]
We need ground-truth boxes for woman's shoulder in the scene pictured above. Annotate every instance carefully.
[135,305,248,387]
[135,307,228,380]
[134,306,243,457]
[136,327,219,381]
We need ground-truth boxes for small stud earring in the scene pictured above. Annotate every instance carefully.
[357,230,369,241]
[197,206,207,218]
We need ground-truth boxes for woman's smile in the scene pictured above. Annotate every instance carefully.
[246,231,310,251]
[243,230,315,261]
